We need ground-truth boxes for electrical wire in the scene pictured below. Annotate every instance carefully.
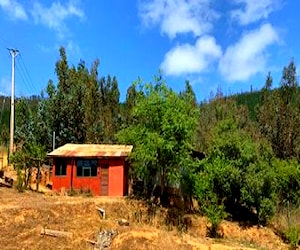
[15,53,39,96]
[16,62,34,96]
[18,54,39,94]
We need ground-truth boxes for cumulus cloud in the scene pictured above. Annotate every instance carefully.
[139,0,218,39]
[161,36,222,76]
[31,0,84,38]
[231,0,281,25]
[219,23,278,82]
[0,0,27,20]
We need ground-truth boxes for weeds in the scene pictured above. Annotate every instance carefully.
[204,203,226,238]
[285,226,300,249]
[272,205,300,249]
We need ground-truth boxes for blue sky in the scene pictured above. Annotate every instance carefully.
[0,0,299,101]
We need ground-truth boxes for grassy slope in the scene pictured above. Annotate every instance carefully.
[0,188,291,250]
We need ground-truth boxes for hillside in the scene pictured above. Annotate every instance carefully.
[231,90,261,121]
[0,188,292,250]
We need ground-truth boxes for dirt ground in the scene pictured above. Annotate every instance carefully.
[0,187,295,250]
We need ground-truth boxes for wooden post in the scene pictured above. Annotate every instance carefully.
[40,228,72,237]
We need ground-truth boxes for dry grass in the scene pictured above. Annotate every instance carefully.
[0,146,8,169]
[271,206,300,247]
[0,188,295,250]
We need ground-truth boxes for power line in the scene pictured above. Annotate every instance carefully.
[16,62,35,95]
[19,54,39,94]
[16,54,39,95]
[16,59,36,95]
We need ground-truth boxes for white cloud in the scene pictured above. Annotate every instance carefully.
[231,0,280,25]
[219,23,278,82]
[161,36,222,76]
[31,0,84,39]
[0,0,27,20]
[139,0,218,39]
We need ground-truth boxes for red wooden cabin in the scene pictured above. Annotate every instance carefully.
[48,144,133,196]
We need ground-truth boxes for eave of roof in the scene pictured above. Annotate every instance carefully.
[48,143,133,158]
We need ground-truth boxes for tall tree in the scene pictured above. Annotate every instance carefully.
[117,78,199,201]
[84,59,102,143]
[258,60,300,159]
[98,75,121,142]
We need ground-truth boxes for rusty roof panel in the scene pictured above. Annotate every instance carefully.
[48,144,133,158]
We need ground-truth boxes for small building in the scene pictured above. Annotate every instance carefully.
[48,143,133,196]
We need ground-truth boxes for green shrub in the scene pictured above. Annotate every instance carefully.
[204,203,226,238]
[258,198,276,225]
[274,159,300,207]
[285,226,300,249]
[16,168,25,192]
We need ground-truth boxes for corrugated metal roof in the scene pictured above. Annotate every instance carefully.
[48,143,133,158]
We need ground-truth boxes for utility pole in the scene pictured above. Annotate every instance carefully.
[8,48,19,156]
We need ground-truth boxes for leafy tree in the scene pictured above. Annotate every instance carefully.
[258,60,300,159]
[117,78,198,201]
[10,142,46,191]
[84,59,102,143]
[0,96,10,145]
[124,80,141,127]
[41,47,122,147]
[194,119,277,225]
[195,96,253,153]
[273,159,300,207]
[98,75,121,142]
[14,98,35,147]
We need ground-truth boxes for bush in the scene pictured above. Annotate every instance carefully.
[204,203,226,238]
[258,198,276,225]
[274,159,300,207]
[16,168,25,192]
[193,119,278,226]
[285,226,300,249]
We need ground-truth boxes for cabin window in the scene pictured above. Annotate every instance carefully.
[55,158,67,176]
[76,159,98,177]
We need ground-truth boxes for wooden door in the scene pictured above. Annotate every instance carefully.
[100,165,109,196]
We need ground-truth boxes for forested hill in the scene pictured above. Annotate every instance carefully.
[231,90,261,121]
[0,89,263,145]
[0,95,40,145]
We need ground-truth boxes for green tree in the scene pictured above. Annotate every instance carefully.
[194,119,277,225]
[42,47,122,146]
[83,59,102,143]
[195,96,253,154]
[258,60,300,159]
[117,78,198,201]
[10,142,46,192]
[98,75,121,142]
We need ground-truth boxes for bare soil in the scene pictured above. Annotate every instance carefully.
[0,187,295,250]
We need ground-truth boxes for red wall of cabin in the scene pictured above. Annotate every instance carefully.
[108,158,124,196]
[52,158,72,192]
[52,157,128,196]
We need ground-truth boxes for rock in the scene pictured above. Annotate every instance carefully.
[93,229,116,250]
[118,219,130,226]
